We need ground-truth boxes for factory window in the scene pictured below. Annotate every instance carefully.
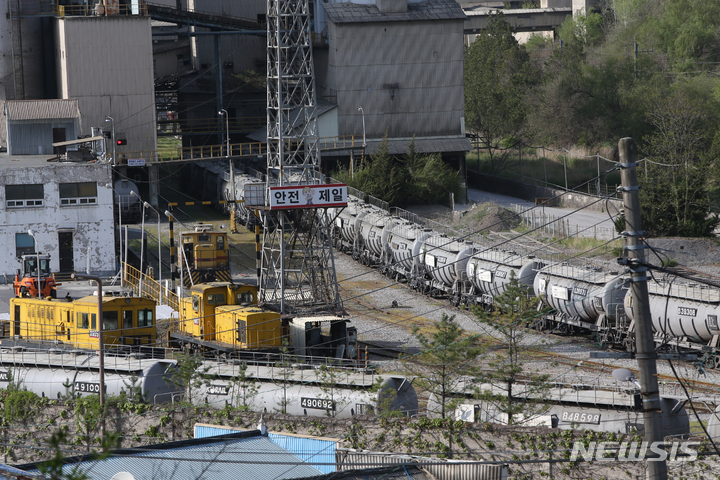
[15,233,35,258]
[138,309,154,327]
[6,184,44,208]
[177,54,190,67]
[103,311,119,331]
[60,182,97,206]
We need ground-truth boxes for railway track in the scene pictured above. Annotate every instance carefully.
[339,260,720,403]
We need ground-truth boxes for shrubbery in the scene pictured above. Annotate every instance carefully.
[333,135,463,207]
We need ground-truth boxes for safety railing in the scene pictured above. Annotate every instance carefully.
[115,136,358,164]
[123,262,179,312]
[145,2,262,28]
[12,1,148,17]
[157,116,265,135]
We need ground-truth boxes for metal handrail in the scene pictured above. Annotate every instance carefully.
[116,136,358,164]
[123,262,179,312]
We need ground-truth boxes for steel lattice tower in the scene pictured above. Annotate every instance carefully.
[253,0,342,314]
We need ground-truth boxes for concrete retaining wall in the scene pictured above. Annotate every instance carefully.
[467,171,622,212]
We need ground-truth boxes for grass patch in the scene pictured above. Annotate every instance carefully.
[557,237,623,256]
[157,136,182,160]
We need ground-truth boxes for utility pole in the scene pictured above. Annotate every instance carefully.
[618,137,667,480]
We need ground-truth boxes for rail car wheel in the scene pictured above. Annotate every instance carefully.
[714,356,720,370]
[624,336,637,354]
[450,295,460,307]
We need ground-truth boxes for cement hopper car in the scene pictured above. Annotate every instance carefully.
[533,264,628,331]
[625,280,720,344]
[193,362,418,419]
[419,235,474,297]
[0,350,177,403]
[428,380,689,436]
[355,209,396,265]
[465,249,543,305]
[330,198,367,254]
[384,220,433,281]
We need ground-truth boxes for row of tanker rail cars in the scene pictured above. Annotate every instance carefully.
[318,191,720,367]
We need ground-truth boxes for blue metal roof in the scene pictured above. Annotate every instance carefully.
[195,425,336,474]
[21,432,322,480]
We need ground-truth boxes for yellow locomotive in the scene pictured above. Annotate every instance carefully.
[6,294,157,351]
[180,226,232,287]
[169,282,357,360]
[169,282,284,355]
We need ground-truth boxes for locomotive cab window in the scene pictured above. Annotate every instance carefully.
[138,309,153,327]
[216,235,225,251]
[123,310,133,329]
[236,291,255,304]
[192,295,200,312]
[198,234,210,243]
[103,311,119,331]
[207,293,226,305]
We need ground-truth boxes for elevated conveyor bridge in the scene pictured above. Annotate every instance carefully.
[113,135,362,165]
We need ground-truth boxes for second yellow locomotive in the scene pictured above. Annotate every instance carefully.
[7,294,157,351]
[169,282,284,354]
[180,226,232,287]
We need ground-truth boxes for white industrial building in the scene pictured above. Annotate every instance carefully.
[0,156,116,278]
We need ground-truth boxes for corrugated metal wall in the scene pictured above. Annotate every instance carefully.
[194,425,337,474]
[337,451,507,480]
[7,120,77,155]
[58,16,157,152]
[327,19,464,140]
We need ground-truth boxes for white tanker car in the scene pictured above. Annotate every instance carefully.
[0,349,418,419]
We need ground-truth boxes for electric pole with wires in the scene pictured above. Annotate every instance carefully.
[617,137,668,480]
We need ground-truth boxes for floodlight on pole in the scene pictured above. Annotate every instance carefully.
[72,273,105,407]
[219,108,237,231]
[130,191,145,295]
[27,229,40,297]
[105,116,115,166]
[142,200,162,301]
[357,106,366,147]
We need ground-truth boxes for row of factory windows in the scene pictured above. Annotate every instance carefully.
[26,306,154,330]
[5,182,97,208]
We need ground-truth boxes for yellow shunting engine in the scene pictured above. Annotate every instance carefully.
[7,295,156,350]
[172,282,284,354]
[180,227,232,286]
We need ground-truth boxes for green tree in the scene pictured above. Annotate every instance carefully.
[229,361,260,411]
[403,314,483,419]
[636,0,720,69]
[363,135,411,206]
[404,138,463,205]
[465,12,536,174]
[639,90,720,237]
[274,340,295,414]
[170,352,210,403]
[473,274,550,425]
[334,134,461,207]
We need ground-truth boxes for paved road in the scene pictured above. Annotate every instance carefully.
[464,187,618,240]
